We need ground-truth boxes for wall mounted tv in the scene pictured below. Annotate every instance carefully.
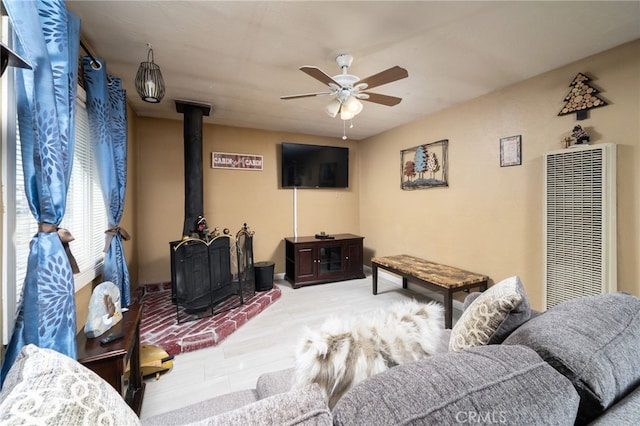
[281,142,349,188]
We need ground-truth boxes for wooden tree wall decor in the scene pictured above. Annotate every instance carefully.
[401,139,448,190]
[558,72,608,120]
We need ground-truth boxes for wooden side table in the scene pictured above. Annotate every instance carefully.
[372,255,488,329]
[76,303,145,416]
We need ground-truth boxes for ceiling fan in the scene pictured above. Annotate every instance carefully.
[281,54,408,126]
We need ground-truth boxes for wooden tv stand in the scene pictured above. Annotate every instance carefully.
[285,234,365,288]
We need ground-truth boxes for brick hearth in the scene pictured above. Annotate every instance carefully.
[139,283,281,355]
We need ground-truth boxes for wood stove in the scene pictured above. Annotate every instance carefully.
[170,225,254,323]
[169,100,255,323]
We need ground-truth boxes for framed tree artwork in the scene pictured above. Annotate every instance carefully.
[401,139,448,190]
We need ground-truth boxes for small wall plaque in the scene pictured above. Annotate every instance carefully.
[500,135,522,167]
[212,152,263,170]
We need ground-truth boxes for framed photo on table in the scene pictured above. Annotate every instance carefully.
[500,135,522,167]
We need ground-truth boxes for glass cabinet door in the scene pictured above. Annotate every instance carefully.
[319,245,342,274]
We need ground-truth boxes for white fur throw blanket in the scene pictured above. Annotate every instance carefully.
[293,299,444,408]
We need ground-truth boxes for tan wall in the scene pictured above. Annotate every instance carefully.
[360,40,640,310]
[136,120,359,284]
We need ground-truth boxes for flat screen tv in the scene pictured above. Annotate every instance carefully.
[281,142,349,188]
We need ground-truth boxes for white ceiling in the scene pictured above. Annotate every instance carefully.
[66,1,640,141]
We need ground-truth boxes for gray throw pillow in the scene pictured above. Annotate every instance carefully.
[449,276,530,351]
[332,345,579,425]
[503,292,640,424]
[462,291,483,311]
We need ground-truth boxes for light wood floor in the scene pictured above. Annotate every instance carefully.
[140,271,462,419]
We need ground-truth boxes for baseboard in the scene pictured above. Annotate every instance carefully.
[363,265,465,312]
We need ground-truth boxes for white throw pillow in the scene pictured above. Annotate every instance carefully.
[0,344,140,426]
[449,276,531,352]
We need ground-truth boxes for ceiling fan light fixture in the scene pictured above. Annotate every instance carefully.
[281,54,408,136]
[340,108,355,121]
[325,98,341,118]
[344,96,363,115]
[135,44,165,103]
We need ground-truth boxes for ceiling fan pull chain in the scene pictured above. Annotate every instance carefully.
[350,119,354,129]
[342,120,347,140]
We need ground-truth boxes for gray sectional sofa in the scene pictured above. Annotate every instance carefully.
[1,290,639,425]
[141,290,640,426]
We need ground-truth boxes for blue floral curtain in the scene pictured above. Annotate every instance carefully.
[82,58,131,307]
[1,0,80,385]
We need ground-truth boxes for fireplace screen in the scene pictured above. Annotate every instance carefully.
[170,224,255,323]
[236,225,255,304]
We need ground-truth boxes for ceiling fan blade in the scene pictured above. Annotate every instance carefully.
[300,66,341,87]
[355,66,408,90]
[360,92,402,106]
[280,92,333,100]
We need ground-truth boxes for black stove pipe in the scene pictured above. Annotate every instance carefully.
[175,100,212,238]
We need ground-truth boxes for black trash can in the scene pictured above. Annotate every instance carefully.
[254,261,275,291]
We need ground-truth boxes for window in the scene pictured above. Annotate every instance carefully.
[2,16,107,344]
[61,87,109,288]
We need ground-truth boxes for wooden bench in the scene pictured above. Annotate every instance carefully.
[371,255,488,329]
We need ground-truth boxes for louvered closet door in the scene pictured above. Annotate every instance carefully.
[543,143,616,309]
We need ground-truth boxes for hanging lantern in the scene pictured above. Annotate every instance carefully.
[135,44,165,103]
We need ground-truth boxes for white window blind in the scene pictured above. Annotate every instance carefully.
[61,87,108,288]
